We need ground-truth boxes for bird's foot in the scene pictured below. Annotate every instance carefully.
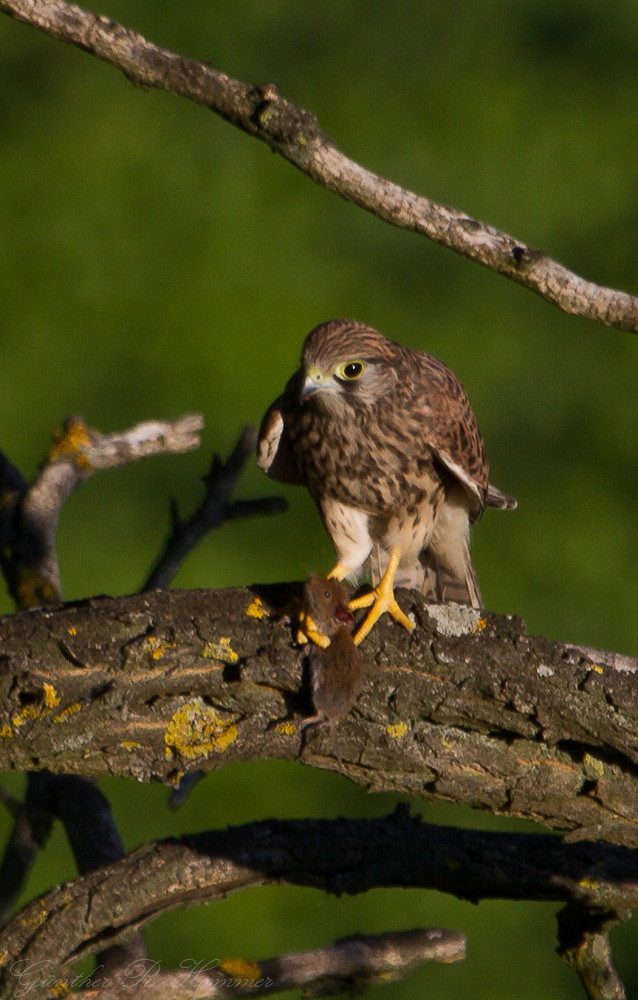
[296,611,331,648]
[349,581,415,645]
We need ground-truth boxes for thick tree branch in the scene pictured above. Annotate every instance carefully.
[1,0,636,331]
[1,586,638,848]
[0,808,636,1000]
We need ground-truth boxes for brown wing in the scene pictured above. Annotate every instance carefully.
[256,370,306,485]
[406,349,489,520]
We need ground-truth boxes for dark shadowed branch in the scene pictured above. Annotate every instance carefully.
[0,0,637,333]
[0,787,40,928]
[1,808,636,1000]
[143,425,286,592]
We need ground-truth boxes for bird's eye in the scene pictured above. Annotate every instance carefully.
[338,360,364,381]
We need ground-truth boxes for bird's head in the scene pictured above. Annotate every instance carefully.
[298,319,398,408]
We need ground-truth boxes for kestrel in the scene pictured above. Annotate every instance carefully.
[257,319,516,642]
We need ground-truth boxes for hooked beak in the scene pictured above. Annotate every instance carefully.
[299,366,328,404]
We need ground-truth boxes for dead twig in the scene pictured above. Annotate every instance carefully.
[0,0,636,331]
[0,414,204,609]
[76,929,465,1000]
[143,425,286,592]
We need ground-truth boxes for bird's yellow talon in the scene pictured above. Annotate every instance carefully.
[297,612,331,648]
[327,562,349,582]
[349,546,415,644]
[352,594,414,645]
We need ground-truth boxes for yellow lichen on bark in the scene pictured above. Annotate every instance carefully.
[203,638,240,663]
[246,597,269,619]
[165,700,238,760]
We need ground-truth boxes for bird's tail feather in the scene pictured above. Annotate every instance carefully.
[487,484,517,510]
[369,540,483,609]
[421,549,483,609]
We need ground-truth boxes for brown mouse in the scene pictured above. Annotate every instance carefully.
[297,573,353,647]
[300,576,364,769]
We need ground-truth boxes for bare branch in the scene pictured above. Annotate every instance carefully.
[144,426,287,591]
[1,808,637,999]
[0,0,635,331]
[75,929,465,1000]
[558,904,629,1000]
[0,414,203,608]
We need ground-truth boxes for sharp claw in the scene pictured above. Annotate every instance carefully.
[352,592,414,645]
[348,546,415,644]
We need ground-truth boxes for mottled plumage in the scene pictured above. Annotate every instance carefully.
[258,320,516,638]
[300,576,365,769]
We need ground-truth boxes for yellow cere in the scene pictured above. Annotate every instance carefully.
[165,700,238,760]
[203,637,239,664]
[386,722,408,740]
[246,597,268,620]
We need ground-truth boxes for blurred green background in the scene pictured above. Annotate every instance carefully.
[1,1,637,997]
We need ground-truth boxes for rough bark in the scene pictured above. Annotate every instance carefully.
[2,585,637,849]
[1,0,637,332]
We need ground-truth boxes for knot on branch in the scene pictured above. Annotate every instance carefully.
[249,83,323,151]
